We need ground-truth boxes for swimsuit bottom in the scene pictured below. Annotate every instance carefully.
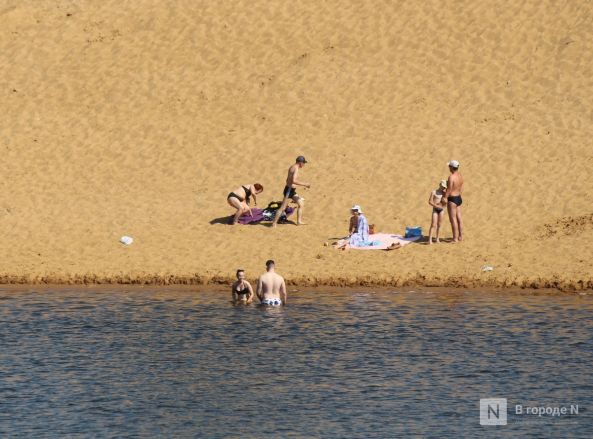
[228,192,245,202]
[283,186,297,199]
[433,207,444,214]
[448,195,462,206]
[261,298,282,306]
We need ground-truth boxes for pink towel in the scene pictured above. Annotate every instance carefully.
[335,233,420,250]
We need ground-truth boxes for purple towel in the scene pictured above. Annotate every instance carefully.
[237,207,294,225]
[238,208,265,224]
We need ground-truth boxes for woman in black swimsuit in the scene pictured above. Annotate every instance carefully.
[232,269,254,304]
[227,183,263,225]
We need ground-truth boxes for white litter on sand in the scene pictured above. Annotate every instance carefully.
[120,236,134,245]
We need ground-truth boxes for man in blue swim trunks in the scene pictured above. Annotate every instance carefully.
[256,260,286,306]
[443,160,464,243]
[271,156,311,227]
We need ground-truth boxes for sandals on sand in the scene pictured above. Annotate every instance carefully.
[385,242,402,251]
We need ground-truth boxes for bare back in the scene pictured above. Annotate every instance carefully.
[231,185,247,199]
[231,184,254,199]
[447,172,464,196]
[257,271,286,302]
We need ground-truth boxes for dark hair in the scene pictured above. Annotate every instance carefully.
[265,260,275,269]
[254,183,263,192]
[236,269,245,277]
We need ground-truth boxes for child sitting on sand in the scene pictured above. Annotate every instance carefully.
[427,179,447,244]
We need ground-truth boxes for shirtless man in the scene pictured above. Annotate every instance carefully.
[271,156,311,227]
[256,260,287,306]
[443,160,464,243]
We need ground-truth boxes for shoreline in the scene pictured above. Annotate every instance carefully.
[3,2,592,302]
[0,273,591,294]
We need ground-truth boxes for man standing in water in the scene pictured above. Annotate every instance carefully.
[443,160,464,243]
[271,156,311,227]
[256,260,287,306]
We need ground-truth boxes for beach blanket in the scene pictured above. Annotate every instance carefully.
[237,208,265,224]
[237,206,294,225]
[335,233,421,250]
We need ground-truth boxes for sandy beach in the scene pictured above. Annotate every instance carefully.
[1,0,592,291]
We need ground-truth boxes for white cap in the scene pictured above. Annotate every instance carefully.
[448,160,460,168]
[351,204,363,213]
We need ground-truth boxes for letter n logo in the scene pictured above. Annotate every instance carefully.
[480,398,507,425]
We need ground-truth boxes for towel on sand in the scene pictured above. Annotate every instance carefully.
[335,233,420,250]
[237,206,294,225]
[237,208,265,224]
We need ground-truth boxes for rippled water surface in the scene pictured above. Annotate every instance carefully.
[1,287,592,438]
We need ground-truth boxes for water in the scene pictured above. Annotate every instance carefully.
[1,287,591,438]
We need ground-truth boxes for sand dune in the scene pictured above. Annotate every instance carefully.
[1,0,592,290]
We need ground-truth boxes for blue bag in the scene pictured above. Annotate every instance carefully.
[405,226,423,238]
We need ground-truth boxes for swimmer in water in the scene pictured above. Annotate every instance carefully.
[256,260,286,306]
[231,269,254,304]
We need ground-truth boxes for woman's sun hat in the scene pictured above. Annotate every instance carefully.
[439,179,447,189]
[351,204,363,213]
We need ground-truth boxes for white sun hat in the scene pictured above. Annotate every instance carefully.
[448,160,460,168]
[351,204,363,213]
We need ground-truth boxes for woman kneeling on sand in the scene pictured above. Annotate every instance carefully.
[227,183,263,225]
[427,179,447,244]
[232,269,254,304]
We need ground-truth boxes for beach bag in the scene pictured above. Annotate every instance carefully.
[262,202,294,222]
[405,226,422,238]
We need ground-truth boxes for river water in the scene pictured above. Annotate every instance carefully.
[0,287,591,438]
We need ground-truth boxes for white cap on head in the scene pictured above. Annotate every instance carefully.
[448,160,460,169]
[351,204,363,213]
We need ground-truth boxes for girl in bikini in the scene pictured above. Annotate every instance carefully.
[227,183,263,225]
[428,180,447,244]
